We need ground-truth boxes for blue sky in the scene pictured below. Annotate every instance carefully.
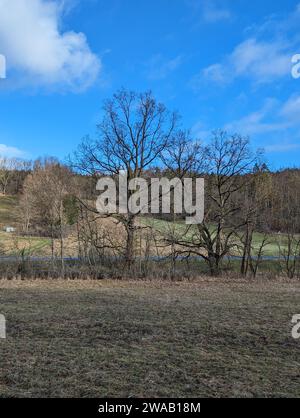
[0,0,300,169]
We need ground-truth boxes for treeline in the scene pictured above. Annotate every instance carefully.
[1,89,300,278]
[3,158,300,237]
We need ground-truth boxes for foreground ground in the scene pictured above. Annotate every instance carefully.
[0,278,299,398]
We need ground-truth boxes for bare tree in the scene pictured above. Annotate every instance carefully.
[161,130,205,178]
[237,166,272,276]
[278,233,300,279]
[19,161,75,272]
[248,234,271,278]
[158,130,205,277]
[76,203,124,264]
[169,131,260,276]
[0,157,18,194]
[72,89,178,268]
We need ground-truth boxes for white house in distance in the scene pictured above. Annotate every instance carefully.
[4,226,15,233]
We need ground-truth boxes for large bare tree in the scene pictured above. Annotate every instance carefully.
[73,89,178,267]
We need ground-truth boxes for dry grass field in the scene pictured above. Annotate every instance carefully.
[0,278,299,398]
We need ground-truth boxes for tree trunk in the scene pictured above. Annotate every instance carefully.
[241,224,253,276]
[208,255,220,277]
[60,202,64,276]
[125,215,135,270]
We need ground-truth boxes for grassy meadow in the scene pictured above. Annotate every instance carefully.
[0,278,299,398]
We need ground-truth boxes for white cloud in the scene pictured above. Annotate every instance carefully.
[265,143,300,152]
[0,0,101,91]
[224,95,300,153]
[199,3,300,86]
[145,54,183,80]
[280,95,300,121]
[202,0,231,23]
[224,98,289,135]
[202,63,227,83]
[231,39,290,81]
[0,144,26,158]
[187,0,231,25]
[202,38,291,85]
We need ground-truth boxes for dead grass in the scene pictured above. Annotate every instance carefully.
[0,278,299,398]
